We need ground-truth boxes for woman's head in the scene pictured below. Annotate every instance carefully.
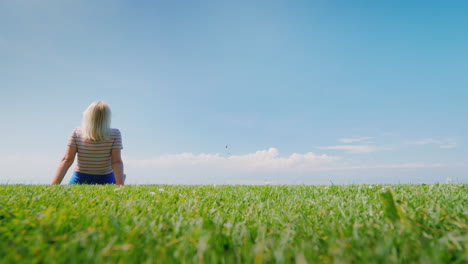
[81,101,111,141]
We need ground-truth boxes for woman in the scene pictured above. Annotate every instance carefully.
[51,101,125,185]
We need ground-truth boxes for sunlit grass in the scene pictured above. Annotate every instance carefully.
[0,184,466,263]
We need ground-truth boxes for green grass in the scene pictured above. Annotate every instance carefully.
[0,184,467,263]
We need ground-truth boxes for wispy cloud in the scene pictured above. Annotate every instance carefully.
[316,145,377,154]
[406,138,458,149]
[126,149,468,172]
[440,143,457,149]
[304,162,468,171]
[338,137,373,143]
[0,155,59,183]
[2,153,467,184]
[406,138,442,145]
[329,163,459,170]
[126,148,341,171]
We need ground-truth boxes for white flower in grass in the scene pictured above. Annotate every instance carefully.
[149,192,156,196]
[368,185,374,189]
[445,178,452,184]
[114,188,121,191]
[159,188,165,192]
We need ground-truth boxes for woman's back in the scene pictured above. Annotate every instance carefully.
[68,127,123,175]
[51,101,125,185]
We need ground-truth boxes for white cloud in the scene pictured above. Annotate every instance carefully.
[338,137,373,143]
[406,138,442,145]
[0,154,59,183]
[316,145,377,154]
[126,150,468,172]
[325,163,459,170]
[126,148,341,171]
[440,144,457,149]
[406,138,458,149]
[1,151,467,185]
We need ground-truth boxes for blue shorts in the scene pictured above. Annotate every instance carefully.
[69,171,116,185]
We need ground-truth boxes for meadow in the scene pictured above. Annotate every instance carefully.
[0,184,466,263]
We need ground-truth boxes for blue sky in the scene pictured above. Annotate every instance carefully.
[1,0,467,184]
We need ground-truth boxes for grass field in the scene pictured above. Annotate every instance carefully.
[0,184,466,263]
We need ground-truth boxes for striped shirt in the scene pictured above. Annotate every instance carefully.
[67,127,123,175]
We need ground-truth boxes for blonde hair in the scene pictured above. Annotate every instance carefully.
[81,101,111,142]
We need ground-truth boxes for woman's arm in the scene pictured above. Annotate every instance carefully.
[51,146,77,185]
[111,148,125,186]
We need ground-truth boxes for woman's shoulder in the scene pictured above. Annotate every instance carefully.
[110,128,121,135]
[72,127,82,134]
